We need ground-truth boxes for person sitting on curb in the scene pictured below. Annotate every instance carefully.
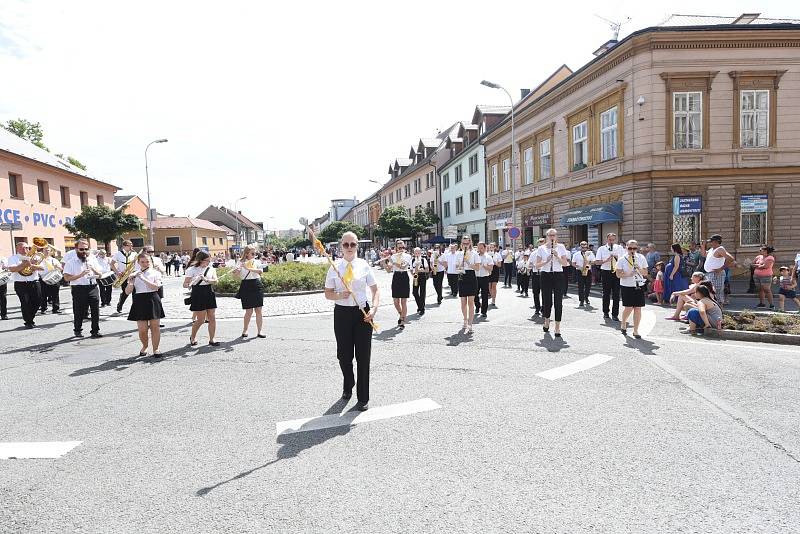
[666,272,705,320]
[684,285,723,335]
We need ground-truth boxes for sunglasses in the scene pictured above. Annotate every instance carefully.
[77,248,89,251]
[397,246,406,249]
[627,247,638,250]
[341,242,357,249]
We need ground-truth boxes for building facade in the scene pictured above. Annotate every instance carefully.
[150,217,229,255]
[196,205,263,248]
[483,17,800,267]
[1,127,119,257]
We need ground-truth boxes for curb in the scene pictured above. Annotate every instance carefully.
[216,289,325,298]
[706,328,800,346]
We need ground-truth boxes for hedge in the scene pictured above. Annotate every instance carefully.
[215,262,328,294]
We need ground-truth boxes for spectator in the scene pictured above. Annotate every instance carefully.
[667,272,705,320]
[645,243,661,277]
[685,285,723,334]
[753,245,776,309]
[685,242,701,274]
[663,243,689,303]
[775,266,800,313]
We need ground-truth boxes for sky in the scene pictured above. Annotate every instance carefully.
[0,0,795,231]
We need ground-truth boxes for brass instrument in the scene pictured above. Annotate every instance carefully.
[581,251,590,276]
[412,257,420,287]
[113,249,141,288]
[609,245,617,272]
[20,237,61,276]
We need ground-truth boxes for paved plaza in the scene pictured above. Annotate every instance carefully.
[2,271,800,533]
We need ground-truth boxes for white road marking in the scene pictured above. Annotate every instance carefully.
[536,353,614,381]
[0,441,82,459]
[276,398,441,436]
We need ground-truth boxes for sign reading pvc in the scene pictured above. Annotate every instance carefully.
[673,196,702,215]
[740,194,768,213]
[2,209,73,227]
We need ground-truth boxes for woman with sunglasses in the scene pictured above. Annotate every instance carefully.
[126,253,165,357]
[456,235,480,332]
[184,251,219,346]
[534,229,570,337]
[382,239,412,328]
[616,240,649,338]
[325,232,380,411]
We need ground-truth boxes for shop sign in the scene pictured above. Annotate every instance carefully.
[523,212,551,227]
[587,225,599,247]
[1,208,74,228]
[495,218,508,230]
[487,211,511,221]
[740,194,768,213]
[673,196,702,215]
[443,225,458,239]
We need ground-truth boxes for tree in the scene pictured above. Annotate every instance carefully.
[411,206,440,238]
[3,118,49,151]
[317,220,366,244]
[67,156,87,170]
[374,205,415,242]
[64,205,144,253]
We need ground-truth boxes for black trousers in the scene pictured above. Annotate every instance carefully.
[518,273,529,295]
[99,283,113,305]
[39,280,60,312]
[530,272,541,312]
[333,304,371,404]
[503,263,514,286]
[432,271,444,301]
[72,285,100,335]
[563,266,572,294]
[577,273,592,303]
[475,276,490,314]
[601,269,620,317]
[0,283,7,317]
[116,279,130,309]
[165,262,172,275]
[412,273,428,312]
[540,271,564,321]
[446,274,459,297]
[14,281,41,326]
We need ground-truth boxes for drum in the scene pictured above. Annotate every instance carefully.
[98,271,118,287]
[0,270,10,286]
[41,270,63,285]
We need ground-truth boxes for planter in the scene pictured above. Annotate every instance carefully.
[706,328,800,346]
[216,289,325,298]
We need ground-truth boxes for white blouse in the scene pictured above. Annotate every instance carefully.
[325,258,376,307]
[535,243,569,273]
[132,268,162,293]
[455,250,480,272]
[387,252,412,272]
[238,259,264,280]
[476,253,495,277]
[617,253,648,288]
[185,265,217,286]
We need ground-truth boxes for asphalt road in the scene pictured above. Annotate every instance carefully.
[1,272,799,533]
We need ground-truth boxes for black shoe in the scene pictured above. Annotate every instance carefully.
[39,310,47,315]
[25,323,35,329]
[481,313,487,318]
[603,313,610,319]
[756,303,766,308]
[554,332,561,338]
[342,390,352,400]
[208,341,220,346]
[90,333,103,339]
[612,316,620,322]
[542,326,549,333]
[356,403,369,411]
[153,352,163,358]
[1,316,7,320]
[74,331,84,337]
[116,306,122,313]
[621,329,627,336]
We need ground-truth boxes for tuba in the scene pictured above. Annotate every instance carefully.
[21,237,61,276]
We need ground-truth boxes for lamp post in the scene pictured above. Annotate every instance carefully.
[480,80,516,247]
[233,196,247,250]
[144,138,168,248]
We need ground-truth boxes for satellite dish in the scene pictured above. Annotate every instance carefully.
[298,217,308,226]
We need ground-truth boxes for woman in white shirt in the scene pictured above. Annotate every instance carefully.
[475,242,495,318]
[184,251,219,346]
[382,239,412,328]
[126,253,165,357]
[325,231,380,411]
[615,240,650,338]
[237,245,266,339]
[534,228,570,337]
[456,235,480,332]
[488,243,502,306]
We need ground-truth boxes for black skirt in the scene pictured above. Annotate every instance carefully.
[189,284,217,311]
[127,291,165,321]
[239,278,264,309]
[391,271,410,298]
[621,285,646,308]
[489,265,500,283]
[458,270,478,297]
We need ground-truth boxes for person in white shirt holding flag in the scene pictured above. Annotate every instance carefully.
[615,240,650,338]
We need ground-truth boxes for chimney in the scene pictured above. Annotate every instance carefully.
[520,88,531,99]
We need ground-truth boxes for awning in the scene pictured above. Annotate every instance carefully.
[560,202,623,226]
[423,235,455,244]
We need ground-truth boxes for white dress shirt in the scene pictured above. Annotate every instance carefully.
[185,265,217,285]
[596,243,625,271]
[63,255,102,286]
[572,250,596,271]
[38,256,62,279]
[131,268,162,293]
[442,251,458,274]
[7,254,40,282]
[455,250,480,272]
[388,252,412,272]
[95,257,112,273]
[502,249,514,264]
[325,258,376,307]
[237,259,264,281]
[535,243,569,273]
[112,250,136,274]
[476,253,494,277]
[617,252,648,288]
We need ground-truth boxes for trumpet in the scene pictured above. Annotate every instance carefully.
[20,237,62,276]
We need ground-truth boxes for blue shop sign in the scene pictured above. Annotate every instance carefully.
[673,196,702,215]
[740,194,768,213]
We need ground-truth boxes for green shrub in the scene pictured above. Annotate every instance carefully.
[215,262,328,294]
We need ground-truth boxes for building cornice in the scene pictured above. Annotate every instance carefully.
[1,148,121,191]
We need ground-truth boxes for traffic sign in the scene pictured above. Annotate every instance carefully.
[508,226,521,240]
[443,225,458,239]
[0,223,22,231]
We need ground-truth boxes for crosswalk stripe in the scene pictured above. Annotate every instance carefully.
[535,353,614,381]
[0,441,82,459]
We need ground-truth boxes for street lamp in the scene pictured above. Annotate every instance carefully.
[233,196,247,250]
[481,80,516,247]
[145,138,168,248]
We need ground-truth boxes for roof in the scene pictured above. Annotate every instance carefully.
[114,195,136,209]
[395,158,413,167]
[474,105,512,116]
[217,206,261,229]
[658,13,800,26]
[0,126,121,190]
[419,138,440,148]
[151,217,228,232]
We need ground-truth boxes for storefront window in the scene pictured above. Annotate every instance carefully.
[739,194,768,246]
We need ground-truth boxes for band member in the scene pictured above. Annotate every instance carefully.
[0,254,8,320]
[488,243,501,306]
[456,235,480,332]
[572,241,595,307]
[475,242,494,318]
[111,239,136,313]
[535,229,570,337]
[595,233,624,321]
[442,243,459,297]
[699,234,740,307]
[411,247,430,316]
[530,238,544,315]
[517,251,530,297]
[6,241,44,329]
[143,246,167,299]
[515,245,525,292]
[325,231,379,412]
[382,239,411,328]
[502,244,514,288]
[237,245,266,338]
[430,245,444,304]
[95,250,113,307]
[38,247,62,314]
[63,239,103,338]
[126,253,165,356]
[184,251,219,346]
[616,240,649,338]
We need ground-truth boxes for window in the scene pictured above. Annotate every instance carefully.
[600,106,618,161]
[388,192,394,204]
[740,90,769,148]
[740,212,767,246]
[469,154,478,175]
[523,147,533,185]
[539,139,551,180]
[442,173,450,190]
[416,178,422,194]
[202,236,208,245]
[37,180,49,203]
[454,165,463,183]
[426,201,435,213]
[502,159,510,191]
[130,237,145,248]
[455,196,464,215]
[165,236,181,247]
[404,184,411,198]
[60,186,71,207]
[96,195,104,206]
[396,188,401,200]
[572,121,588,168]
[8,173,22,199]
[491,164,498,194]
[425,171,435,189]
[469,190,479,210]
[80,191,89,207]
[673,92,702,149]
[443,201,451,218]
